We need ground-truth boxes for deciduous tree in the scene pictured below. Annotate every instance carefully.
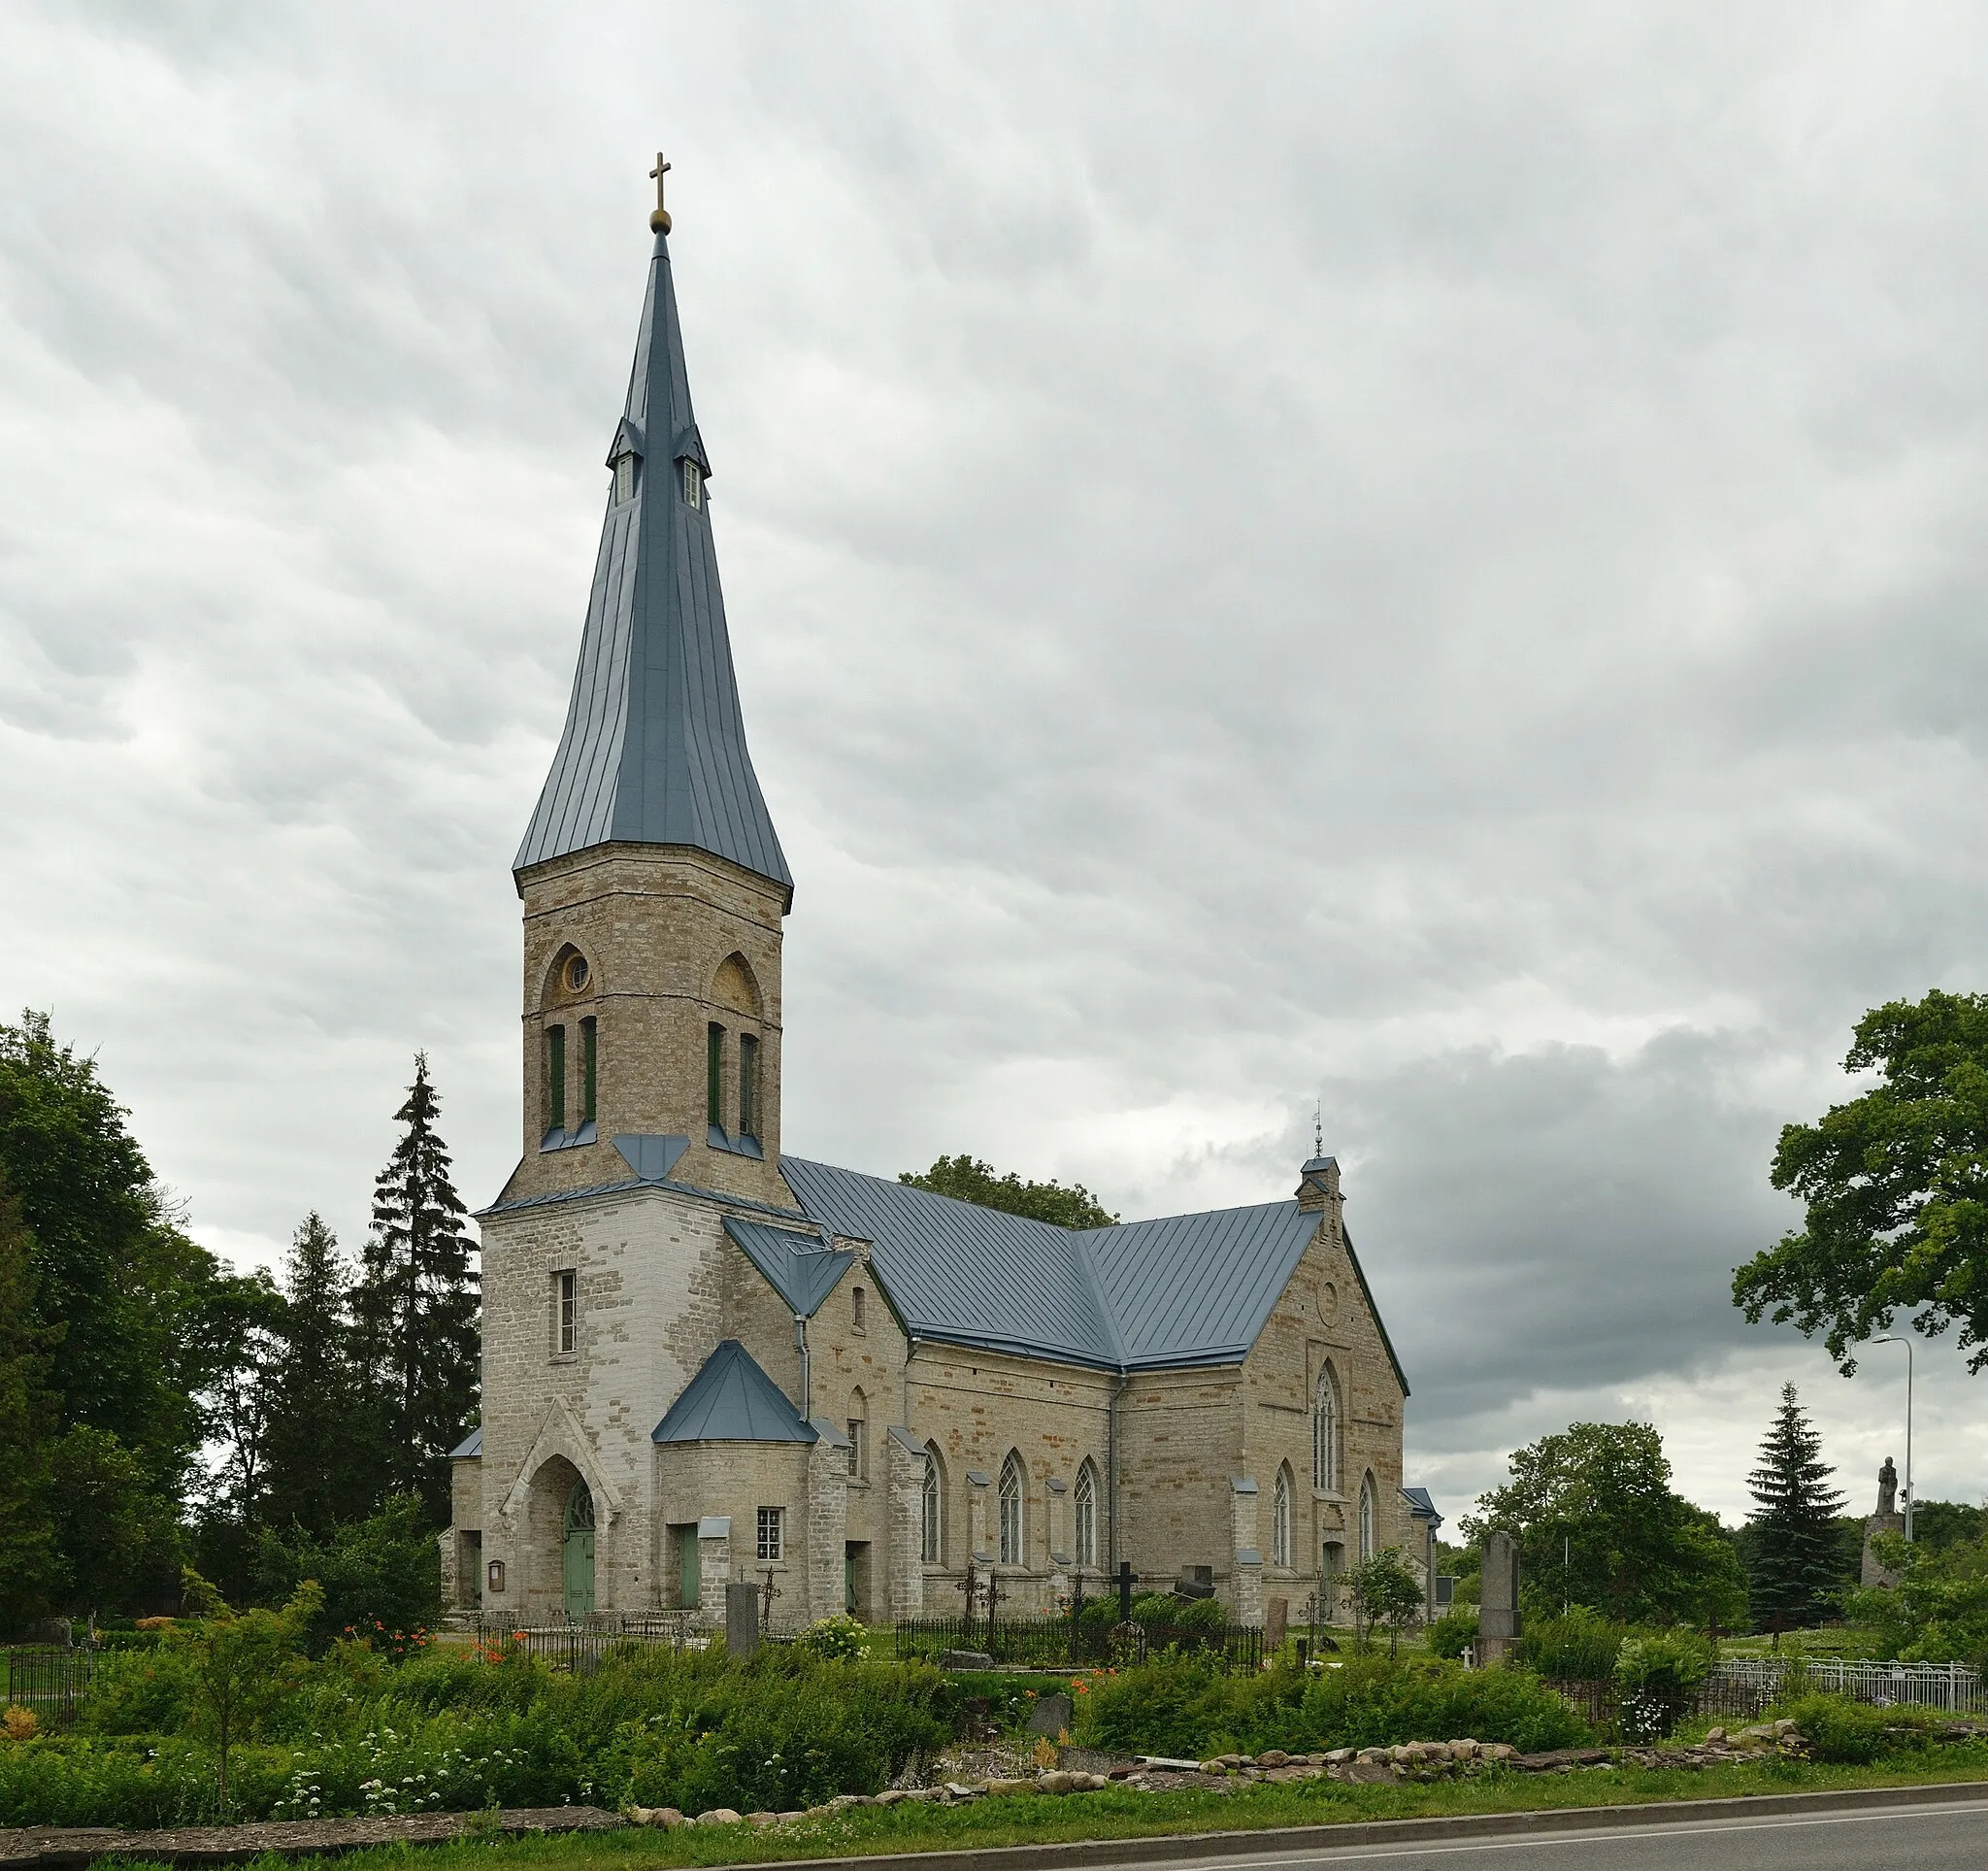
[898,1154,1118,1229]
[1735,988,1988,1370]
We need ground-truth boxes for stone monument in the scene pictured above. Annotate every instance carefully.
[1477,1528,1521,1665]
[1860,1457,1906,1588]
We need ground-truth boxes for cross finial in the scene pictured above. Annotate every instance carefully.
[1313,1099,1323,1162]
[648,151,673,235]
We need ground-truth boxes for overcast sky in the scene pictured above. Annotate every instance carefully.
[4,2,1985,1524]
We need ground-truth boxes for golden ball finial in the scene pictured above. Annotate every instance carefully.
[648,152,672,234]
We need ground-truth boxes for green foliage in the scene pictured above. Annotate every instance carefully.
[173,1580,323,1814]
[1341,1549,1424,1654]
[1517,1610,1626,1680]
[797,1614,868,1661]
[1129,1592,1181,1629]
[1423,1607,1477,1660]
[1773,1691,1943,1765]
[352,1054,479,1520]
[0,1011,272,1622]
[1846,1525,1988,1671]
[1466,1420,1748,1628]
[1911,1500,1988,1554]
[898,1155,1118,1230]
[1611,1629,1711,1743]
[253,1495,442,1654]
[1075,1654,1591,1759]
[2,1643,953,1827]
[1744,1384,1848,1631]
[1172,1596,1228,1631]
[1734,988,1988,1371]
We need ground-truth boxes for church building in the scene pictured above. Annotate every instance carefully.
[444,171,1424,1630]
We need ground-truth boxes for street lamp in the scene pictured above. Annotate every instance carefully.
[1872,1335,1914,1544]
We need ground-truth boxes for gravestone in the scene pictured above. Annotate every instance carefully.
[1026,1691,1074,1737]
[1266,1596,1288,1648]
[725,1581,762,1658]
[1860,1457,1907,1588]
[1477,1529,1521,1664]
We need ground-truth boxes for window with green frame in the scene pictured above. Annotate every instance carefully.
[707,1022,725,1129]
[580,1017,597,1124]
[547,1024,566,1134]
[739,1032,758,1138]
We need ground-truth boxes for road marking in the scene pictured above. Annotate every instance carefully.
[1158,1798,1988,1866]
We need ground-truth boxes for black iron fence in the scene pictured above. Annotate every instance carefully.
[894,1616,1261,1674]
[3,1646,93,1721]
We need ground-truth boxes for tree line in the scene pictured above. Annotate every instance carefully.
[0,1012,478,1630]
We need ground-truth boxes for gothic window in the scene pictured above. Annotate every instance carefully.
[1074,1459,1099,1569]
[1358,1474,1376,1562]
[580,1017,597,1124]
[613,452,638,504]
[739,1033,758,1138]
[707,1023,725,1128]
[921,1448,944,1564]
[756,1506,783,1562]
[1312,1365,1342,1494]
[852,1285,867,1331]
[553,1269,576,1357]
[683,460,703,509]
[998,1453,1023,1565]
[547,1024,567,1134]
[846,1388,868,1481]
[1272,1465,1293,1568]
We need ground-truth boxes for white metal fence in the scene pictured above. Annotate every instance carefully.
[1713,1656,1984,1715]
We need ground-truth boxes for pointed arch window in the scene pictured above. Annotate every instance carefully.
[1312,1366,1342,1494]
[1358,1474,1376,1562]
[1074,1460,1099,1570]
[998,1453,1024,1565]
[1272,1466,1293,1568]
[921,1449,944,1564]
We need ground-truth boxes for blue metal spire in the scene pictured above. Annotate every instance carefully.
[514,222,792,899]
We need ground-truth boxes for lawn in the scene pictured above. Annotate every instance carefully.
[88,1746,1988,1871]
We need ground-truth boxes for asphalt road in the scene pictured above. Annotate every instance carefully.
[1157,1799,1988,1870]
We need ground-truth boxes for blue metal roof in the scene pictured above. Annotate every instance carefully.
[652,1339,816,1444]
[515,229,791,899]
[723,1216,854,1318]
[448,1426,482,1458]
[1401,1485,1442,1526]
[778,1156,1408,1385]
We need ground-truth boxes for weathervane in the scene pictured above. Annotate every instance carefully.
[1313,1098,1323,1161]
[649,152,672,234]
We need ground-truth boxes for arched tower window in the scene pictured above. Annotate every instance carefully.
[845,1387,868,1482]
[1358,1473,1376,1562]
[1074,1459,1099,1569]
[1272,1464,1293,1568]
[1313,1365,1342,1494]
[921,1448,944,1565]
[998,1453,1024,1565]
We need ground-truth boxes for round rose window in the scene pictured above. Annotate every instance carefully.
[565,954,590,993]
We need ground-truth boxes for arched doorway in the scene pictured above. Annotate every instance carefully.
[563,1479,596,1617]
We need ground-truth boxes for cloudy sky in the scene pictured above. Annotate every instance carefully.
[4,2,1985,1523]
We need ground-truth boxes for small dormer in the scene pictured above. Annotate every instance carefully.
[674,423,711,513]
[606,417,646,505]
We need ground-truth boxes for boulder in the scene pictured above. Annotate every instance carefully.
[1257,1750,1290,1768]
[693,1809,743,1825]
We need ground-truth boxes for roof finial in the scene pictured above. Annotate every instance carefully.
[648,151,673,235]
[1313,1098,1323,1162]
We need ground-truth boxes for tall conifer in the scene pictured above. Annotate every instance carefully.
[353,1055,479,1520]
[1745,1383,1847,1629]
[260,1213,368,1535]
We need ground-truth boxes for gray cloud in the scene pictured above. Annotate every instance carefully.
[2,0,1985,1522]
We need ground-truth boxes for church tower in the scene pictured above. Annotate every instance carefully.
[506,164,792,1211]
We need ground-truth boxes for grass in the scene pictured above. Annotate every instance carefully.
[90,1743,1988,1871]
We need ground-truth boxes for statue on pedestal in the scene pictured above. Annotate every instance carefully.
[1862,1457,1905,1589]
[1876,1456,1898,1519]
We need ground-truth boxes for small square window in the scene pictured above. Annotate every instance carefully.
[756,1506,782,1562]
[683,460,703,510]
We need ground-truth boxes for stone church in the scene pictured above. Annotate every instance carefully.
[443,177,1431,1630]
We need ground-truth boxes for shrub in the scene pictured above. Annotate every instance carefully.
[1076,1654,1590,1758]
[1424,1608,1477,1661]
[1612,1629,1710,1743]
[1519,1609,1626,1681]
[1172,1595,1228,1630]
[1773,1692,1942,1765]
[797,1615,866,1661]
[1129,1592,1179,1630]
[253,1496,441,1654]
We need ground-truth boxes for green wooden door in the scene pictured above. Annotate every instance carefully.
[679,1528,701,1609]
[563,1481,596,1618]
[845,1548,856,1615]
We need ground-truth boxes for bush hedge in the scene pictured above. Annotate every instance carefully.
[1074,1654,1592,1759]
[1,1641,953,1827]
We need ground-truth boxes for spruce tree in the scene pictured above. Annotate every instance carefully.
[260,1213,369,1536]
[353,1055,479,1520]
[1745,1383,1847,1630]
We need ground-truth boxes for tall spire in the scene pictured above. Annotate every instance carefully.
[514,178,791,901]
